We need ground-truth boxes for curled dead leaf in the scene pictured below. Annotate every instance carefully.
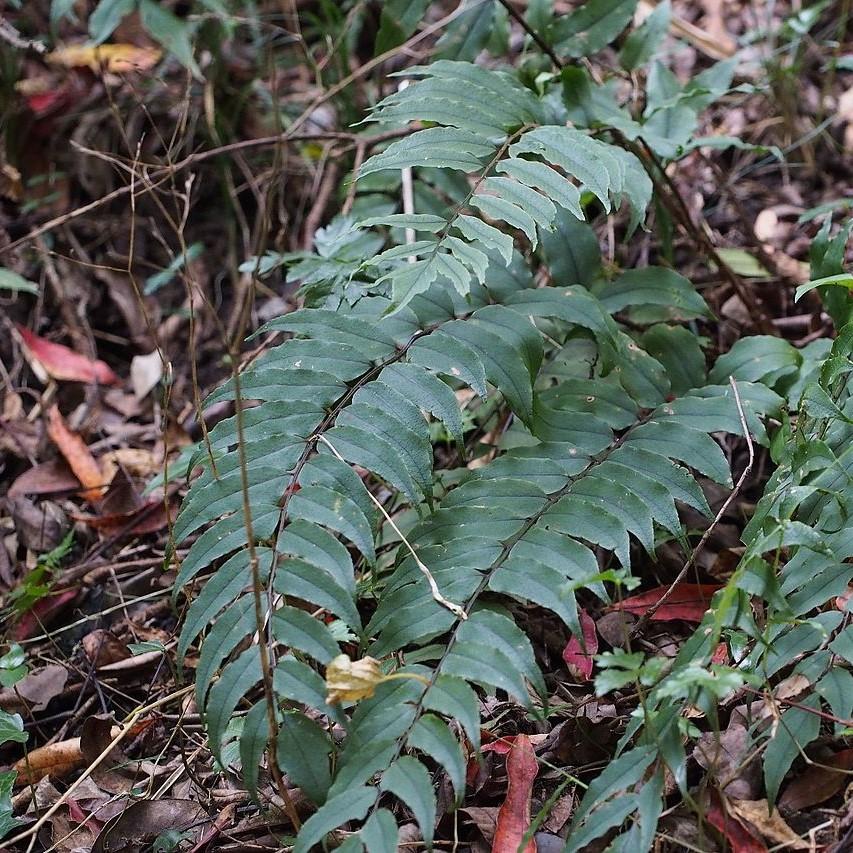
[46,405,106,503]
[46,44,162,74]
[13,737,85,785]
[324,654,428,704]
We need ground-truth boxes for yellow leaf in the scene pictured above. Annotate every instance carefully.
[47,44,162,73]
[324,654,431,705]
[325,654,385,704]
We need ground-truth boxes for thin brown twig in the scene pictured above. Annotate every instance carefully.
[631,377,754,635]
[634,137,778,336]
[495,0,564,69]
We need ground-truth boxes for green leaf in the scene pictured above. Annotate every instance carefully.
[277,711,333,805]
[139,0,201,77]
[89,0,136,43]
[423,675,481,750]
[360,128,495,177]
[0,269,37,295]
[640,324,706,396]
[794,273,853,302]
[359,809,399,853]
[374,0,431,53]
[0,711,26,745]
[380,757,436,847]
[195,596,255,707]
[764,696,821,806]
[620,0,670,70]
[0,769,22,840]
[239,702,268,800]
[408,714,466,802]
[709,335,802,387]
[599,267,711,319]
[205,648,262,762]
[540,211,601,286]
[271,606,341,665]
[551,0,638,57]
[571,745,656,826]
[293,787,378,853]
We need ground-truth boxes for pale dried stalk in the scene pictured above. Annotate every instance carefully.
[316,435,468,620]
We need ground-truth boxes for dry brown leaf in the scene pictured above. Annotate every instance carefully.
[46,405,106,503]
[729,799,809,849]
[46,43,162,74]
[13,737,85,785]
[14,664,69,712]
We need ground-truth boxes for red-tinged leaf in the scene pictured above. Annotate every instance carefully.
[562,609,598,680]
[711,642,729,664]
[482,738,517,756]
[705,791,768,853]
[492,735,538,853]
[16,324,120,385]
[46,405,106,503]
[70,498,174,536]
[779,748,853,811]
[610,584,723,623]
[11,588,79,641]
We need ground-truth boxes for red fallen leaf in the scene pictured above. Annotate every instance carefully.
[482,737,516,756]
[16,324,120,385]
[711,642,729,664]
[562,609,598,680]
[705,791,768,853]
[70,498,174,536]
[492,734,538,853]
[11,588,79,641]
[46,405,106,503]
[610,584,723,623]
[779,748,853,811]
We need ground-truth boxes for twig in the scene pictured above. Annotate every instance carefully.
[626,136,778,336]
[301,152,339,250]
[4,686,195,848]
[1,0,465,259]
[316,435,468,620]
[630,377,754,636]
[495,0,564,69]
[0,15,46,54]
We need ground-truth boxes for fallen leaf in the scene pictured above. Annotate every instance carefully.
[610,584,723,623]
[779,748,853,810]
[71,497,174,537]
[130,350,163,400]
[92,799,207,853]
[693,723,761,800]
[729,799,809,849]
[82,631,132,668]
[492,734,537,853]
[46,405,106,502]
[705,791,768,853]
[16,325,119,385]
[13,737,85,785]
[46,43,162,74]
[10,588,80,641]
[14,664,68,712]
[8,496,68,551]
[8,458,83,499]
[562,609,598,680]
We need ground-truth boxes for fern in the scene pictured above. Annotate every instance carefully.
[172,29,790,852]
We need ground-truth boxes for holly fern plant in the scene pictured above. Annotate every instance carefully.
[169,4,851,852]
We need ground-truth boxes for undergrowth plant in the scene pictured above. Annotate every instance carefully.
[169,4,853,851]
